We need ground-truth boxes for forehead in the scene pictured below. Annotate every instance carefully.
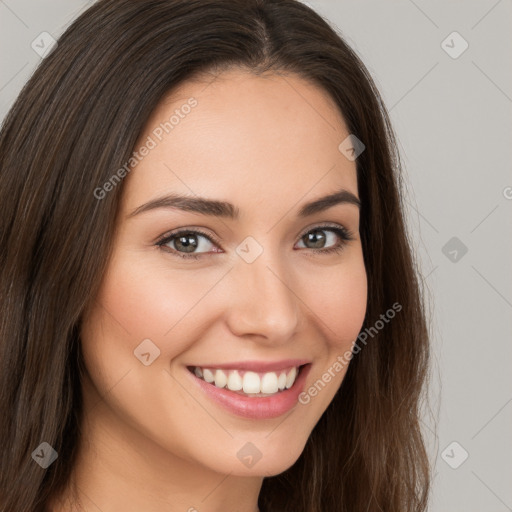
[121,69,358,218]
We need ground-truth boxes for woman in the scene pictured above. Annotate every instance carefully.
[0,0,432,510]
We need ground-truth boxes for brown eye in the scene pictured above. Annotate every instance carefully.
[156,224,354,260]
[295,225,354,255]
[157,229,219,259]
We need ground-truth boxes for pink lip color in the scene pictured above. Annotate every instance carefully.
[186,363,312,420]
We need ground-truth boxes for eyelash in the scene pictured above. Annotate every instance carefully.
[155,223,355,260]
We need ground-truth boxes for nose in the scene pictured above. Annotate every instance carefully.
[224,249,300,345]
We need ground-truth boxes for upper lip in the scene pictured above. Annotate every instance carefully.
[187,359,311,373]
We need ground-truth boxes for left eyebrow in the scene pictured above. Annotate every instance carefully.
[297,189,361,216]
[127,188,361,220]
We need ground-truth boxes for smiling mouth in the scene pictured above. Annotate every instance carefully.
[186,364,308,397]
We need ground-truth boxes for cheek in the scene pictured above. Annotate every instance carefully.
[85,252,226,359]
[87,247,367,364]
[306,256,368,349]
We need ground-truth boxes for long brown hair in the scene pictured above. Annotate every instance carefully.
[0,1,432,510]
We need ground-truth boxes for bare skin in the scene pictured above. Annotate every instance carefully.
[50,68,367,512]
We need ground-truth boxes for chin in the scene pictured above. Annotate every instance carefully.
[206,431,309,477]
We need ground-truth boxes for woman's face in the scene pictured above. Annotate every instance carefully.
[81,69,367,477]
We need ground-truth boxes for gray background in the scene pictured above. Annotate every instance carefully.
[1,1,511,510]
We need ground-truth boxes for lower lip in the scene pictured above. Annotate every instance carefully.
[186,364,312,420]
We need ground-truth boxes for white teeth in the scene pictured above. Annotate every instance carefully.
[277,372,287,390]
[192,365,300,395]
[202,368,214,383]
[242,371,261,394]
[214,369,227,388]
[261,372,278,394]
[285,367,297,389]
[227,370,243,391]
